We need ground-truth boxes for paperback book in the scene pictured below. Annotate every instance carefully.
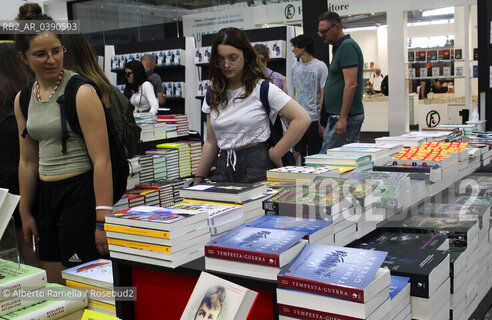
[180,183,267,202]
[205,226,306,268]
[277,244,389,303]
[180,272,257,320]
[0,260,46,302]
[61,259,113,289]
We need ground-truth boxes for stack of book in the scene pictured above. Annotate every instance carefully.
[266,166,340,182]
[277,244,391,320]
[170,201,245,237]
[168,178,187,203]
[343,142,403,160]
[180,182,267,221]
[375,135,428,148]
[157,114,189,137]
[139,123,155,142]
[437,124,478,138]
[305,153,373,171]
[105,205,210,268]
[153,121,167,140]
[138,155,154,184]
[0,260,47,316]
[152,155,167,180]
[388,276,411,320]
[123,192,145,208]
[479,145,492,167]
[127,156,141,190]
[325,146,390,166]
[146,149,180,180]
[420,142,469,180]
[245,215,334,244]
[62,259,116,317]
[204,225,307,280]
[182,141,201,175]
[0,283,87,320]
[166,124,178,138]
[157,143,192,178]
[135,181,175,207]
[113,195,129,212]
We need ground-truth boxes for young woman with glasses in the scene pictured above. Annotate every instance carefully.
[193,27,310,185]
[14,3,112,284]
[123,60,159,115]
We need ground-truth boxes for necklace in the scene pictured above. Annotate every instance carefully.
[35,69,64,103]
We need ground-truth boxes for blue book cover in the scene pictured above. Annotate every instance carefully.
[389,275,410,300]
[205,226,305,267]
[245,215,332,240]
[277,244,387,303]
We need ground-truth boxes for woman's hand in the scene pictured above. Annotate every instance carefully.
[21,214,39,247]
[269,147,283,168]
[95,229,109,256]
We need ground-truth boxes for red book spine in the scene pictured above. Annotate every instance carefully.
[278,304,363,320]
[277,275,364,303]
[205,245,280,267]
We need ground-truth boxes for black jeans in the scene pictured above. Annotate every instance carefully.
[212,142,274,183]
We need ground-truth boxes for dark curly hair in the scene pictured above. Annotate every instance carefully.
[14,3,58,54]
[208,27,267,115]
[123,60,148,99]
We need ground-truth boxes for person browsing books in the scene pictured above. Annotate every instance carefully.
[123,60,159,115]
[14,3,112,284]
[194,286,225,320]
[193,28,310,185]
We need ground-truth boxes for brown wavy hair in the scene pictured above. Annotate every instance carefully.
[208,27,267,115]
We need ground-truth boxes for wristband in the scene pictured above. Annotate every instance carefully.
[96,206,113,211]
[95,222,105,230]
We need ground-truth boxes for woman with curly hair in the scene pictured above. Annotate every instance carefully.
[193,28,310,184]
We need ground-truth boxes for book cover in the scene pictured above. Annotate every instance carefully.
[389,276,410,300]
[267,166,340,181]
[81,309,119,320]
[455,49,462,60]
[245,215,332,242]
[61,259,113,289]
[0,260,46,302]
[277,244,387,303]
[180,272,257,320]
[169,202,243,227]
[205,226,306,267]
[0,191,20,240]
[105,206,208,231]
[380,247,449,298]
[304,154,371,166]
[0,284,87,320]
[351,231,448,251]
[408,51,415,62]
[180,183,267,202]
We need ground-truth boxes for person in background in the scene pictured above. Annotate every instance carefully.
[62,34,141,158]
[0,42,40,268]
[253,43,287,93]
[369,68,384,94]
[290,34,328,164]
[141,53,166,106]
[123,60,159,115]
[14,3,112,283]
[193,27,310,185]
[318,11,365,152]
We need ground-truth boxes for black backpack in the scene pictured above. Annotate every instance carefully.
[19,75,129,205]
[206,80,295,166]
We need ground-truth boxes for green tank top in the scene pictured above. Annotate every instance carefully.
[26,70,92,175]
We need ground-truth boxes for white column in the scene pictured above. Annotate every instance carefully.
[387,8,408,135]
[185,37,201,132]
[104,45,117,86]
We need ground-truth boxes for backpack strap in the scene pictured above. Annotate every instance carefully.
[259,80,270,116]
[19,80,35,139]
[56,75,102,154]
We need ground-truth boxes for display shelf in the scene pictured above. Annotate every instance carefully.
[407,76,465,80]
[405,59,465,64]
[136,135,191,155]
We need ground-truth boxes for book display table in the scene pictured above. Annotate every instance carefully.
[112,171,492,320]
[112,257,277,319]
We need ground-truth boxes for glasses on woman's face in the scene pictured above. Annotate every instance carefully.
[214,54,243,68]
[29,45,66,62]
[124,72,133,78]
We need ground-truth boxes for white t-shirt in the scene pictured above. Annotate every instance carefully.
[130,81,159,115]
[370,73,384,91]
[202,81,291,150]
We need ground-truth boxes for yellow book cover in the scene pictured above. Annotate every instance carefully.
[107,238,172,253]
[81,309,118,320]
[156,142,182,149]
[329,165,357,173]
[65,280,114,296]
[183,199,242,207]
[88,300,116,312]
[104,224,170,239]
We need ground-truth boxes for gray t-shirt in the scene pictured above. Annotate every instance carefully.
[290,58,328,121]
[145,69,164,97]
